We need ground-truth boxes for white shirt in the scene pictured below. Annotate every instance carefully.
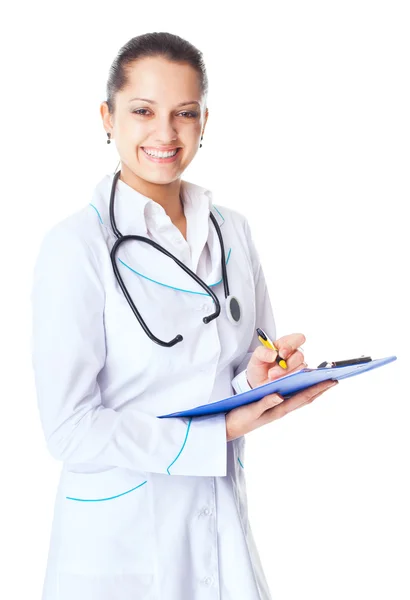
[31,172,276,600]
[139,176,213,275]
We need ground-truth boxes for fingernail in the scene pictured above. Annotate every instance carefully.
[279,348,289,359]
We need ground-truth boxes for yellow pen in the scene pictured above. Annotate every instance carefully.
[256,328,288,369]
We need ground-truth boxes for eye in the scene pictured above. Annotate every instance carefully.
[132,109,150,116]
[132,109,198,118]
[179,111,198,118]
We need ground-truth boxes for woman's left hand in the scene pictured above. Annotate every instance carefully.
[246,333,307,389]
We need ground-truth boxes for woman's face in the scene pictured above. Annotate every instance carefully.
[101,56,208,186]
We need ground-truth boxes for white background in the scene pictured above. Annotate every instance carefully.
[1,1,409,598]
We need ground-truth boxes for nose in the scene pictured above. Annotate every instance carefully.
[152,115,179,145]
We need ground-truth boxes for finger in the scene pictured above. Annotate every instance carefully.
[291,380,339,407]
[274,333,306,360]
[267,350,305,379]
[260,380,338,423]
[292,387,330,409]
[254,393,285,418]
[268,361,306,381]
[250,345,278,367]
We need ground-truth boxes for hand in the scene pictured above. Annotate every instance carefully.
[226,379,339,442]
[246,333,307,389]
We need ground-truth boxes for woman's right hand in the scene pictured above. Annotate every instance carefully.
[225,380,339,442]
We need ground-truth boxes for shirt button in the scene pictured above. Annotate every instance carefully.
[202,507,212,516]
[202,576,213,586]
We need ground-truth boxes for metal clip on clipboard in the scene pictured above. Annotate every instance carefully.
[317,356,372,369]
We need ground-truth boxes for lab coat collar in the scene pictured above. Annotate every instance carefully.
[89,172,227,293]
[90,171,225,238]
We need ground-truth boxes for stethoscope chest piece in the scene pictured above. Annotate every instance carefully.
[226,295,242,325]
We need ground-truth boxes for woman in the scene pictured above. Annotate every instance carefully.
[31,32,338,600]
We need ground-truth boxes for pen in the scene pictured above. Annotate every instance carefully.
[317,356,372,368]
[256,328,288,369]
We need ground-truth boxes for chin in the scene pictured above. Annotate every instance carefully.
[140,171,181,185]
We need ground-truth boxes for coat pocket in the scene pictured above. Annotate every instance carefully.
[59,467,155,577]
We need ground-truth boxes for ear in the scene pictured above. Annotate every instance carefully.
[202,107,209,136]
[100,101,113,135]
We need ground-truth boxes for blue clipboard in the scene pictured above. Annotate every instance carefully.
[158,355,397,419]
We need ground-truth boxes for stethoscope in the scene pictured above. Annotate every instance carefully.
[109,170,242,347]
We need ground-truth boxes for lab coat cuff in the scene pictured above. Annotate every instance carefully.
[168,413,227,477]
[231,369,253,394]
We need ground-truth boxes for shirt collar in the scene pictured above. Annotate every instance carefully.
[90,171,222,238]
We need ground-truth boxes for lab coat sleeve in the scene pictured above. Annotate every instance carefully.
[231,217,277,394]
[31,224,227,476]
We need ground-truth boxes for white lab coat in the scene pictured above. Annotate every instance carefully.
[31,172,277,600]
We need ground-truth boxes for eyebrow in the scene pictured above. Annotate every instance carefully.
[129,97,200,107]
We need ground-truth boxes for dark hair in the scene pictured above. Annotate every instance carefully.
[106,32,208,114]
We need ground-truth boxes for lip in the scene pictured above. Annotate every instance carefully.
[142,146,181,151]
[141,147,182,164]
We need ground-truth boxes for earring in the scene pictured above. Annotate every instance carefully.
[107,132,111,144]
[200,135,203,148]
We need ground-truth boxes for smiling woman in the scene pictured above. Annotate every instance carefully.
[32,30,306,600]
[100,33,208,219]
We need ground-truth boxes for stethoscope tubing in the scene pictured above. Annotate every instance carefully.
[109,170,229,347]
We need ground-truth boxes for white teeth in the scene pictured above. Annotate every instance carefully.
[143,148,178,158]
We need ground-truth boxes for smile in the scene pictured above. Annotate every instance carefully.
[141,147,182,163]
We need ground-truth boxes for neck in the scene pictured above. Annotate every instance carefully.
[118,164,184,222]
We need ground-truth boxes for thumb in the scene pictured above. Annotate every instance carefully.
[254,393,284,417]
[249,345,277,367]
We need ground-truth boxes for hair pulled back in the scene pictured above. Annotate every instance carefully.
[106,32,208,114]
